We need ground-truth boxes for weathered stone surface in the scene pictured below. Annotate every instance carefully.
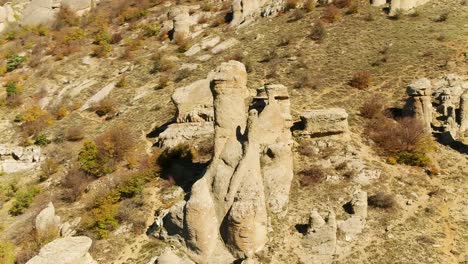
[300,108,349,137]
[26,236,97,264]
[460,92,468,132]
[404,79,433,131]
[172,79,213,123]
[389,0,431,15]
[35,202,61,238]
[0,145,42,173]
[211,38,240,54]
[301,210,337,263]
[152,248,194,264]
[371,0,387,6]
[231,0,284,27]
[157,61,294,262]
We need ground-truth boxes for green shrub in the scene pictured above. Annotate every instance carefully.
[0,241,15,264]
[6,54,26,72]
[4,82,17,97]
[78,140,103,176]
[393,151,431,167]
[142,22,161,37]
[34,133,51,146]
[88,198,119,239]
[9,185,41,216]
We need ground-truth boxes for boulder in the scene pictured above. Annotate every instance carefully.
[172,79,213,123]
[211,38,240,54]
[301,210,337,263]
[151,248,194,264]
[26,236,97,264]
[0,145,42,173]
[389,0,431,15]
[300,108,349,137]
[35,202,61,238]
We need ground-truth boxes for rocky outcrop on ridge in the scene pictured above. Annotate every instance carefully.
[154,61,294,263]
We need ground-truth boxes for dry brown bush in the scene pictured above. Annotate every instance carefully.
[65,127,85,141]
[95,124,137,165]
[91,98,116,117]
[360,94,386,119]
[349,71,372,89]
[322,5,342,23]
[368,192,396,209]
[366,116,433,154]
[62,167,90,202]
[310,20,327,42]
[53,5,80,30]
[299,165,326,186]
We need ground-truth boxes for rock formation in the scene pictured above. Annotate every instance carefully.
[155,61,294,263]
[148,248,195,264]
[403,78,433,131]
[26,236,97,264]
[337,191,367,242]
[301,209,337,264]
[299,108,350,139]
[389,0,431,15]
[35,202,61,239]
[0,145,42,173]
[403,74,468,140]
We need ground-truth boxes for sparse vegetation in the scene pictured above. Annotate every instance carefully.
[299,165,326,186]
[322,5,342,23]
[0,241,15,264]
[310,20,327,42]
[349,71,372,89]
[368,192,396,209]
[9,186,41,216]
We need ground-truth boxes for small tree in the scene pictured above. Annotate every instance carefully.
[78,140,102,176]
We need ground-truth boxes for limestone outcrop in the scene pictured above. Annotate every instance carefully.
[26,236,97,264]
[299,108,350,139]
[301,210,337,264]
[155,61,294,263]
[0,145,42,173]
[403,74,468,140]
[0,0,99,32]
[389,0,431,16]
[337,191,367,242]
[35,202,61,239]
[403,78,433,131]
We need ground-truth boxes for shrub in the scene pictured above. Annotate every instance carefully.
[155,74,171,90]
[322,5,342,23]
[110,32,123,44]
[87,198,119,239]
[95,124,137,165]
[0,241,15,264]
[366,116,433,154]
[290,9,305,21]
[6,54,26,72]
[65,127,84,141]
[40,158,60,182]
[51,104,69,120]
[5,82,17,97]
[175,68,191,83]
[349,71,372,89]
[285,0,300,10]
[299,166,326,186]
[392,151,431,167]
[53,5,79,30]
[9,185,41,216]
[434,12,449,22]
[91,98,116,117]
[116,76,128,88]
[21,106,54,137]
[34,133,51,146]
[310,20,326,42]
[304,0,316,12]
[78,139,103,176]
[360,94,386,119]
[368,192,396,209]
[150,54,175,74]
[62,167,89,202]
[92,41,112,58]
[142,21,161,37]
